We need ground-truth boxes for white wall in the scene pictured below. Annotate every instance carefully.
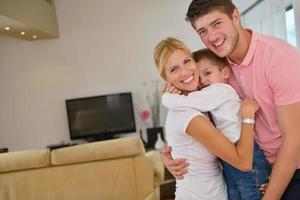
[241,0,288,40]
[0,0,204,151]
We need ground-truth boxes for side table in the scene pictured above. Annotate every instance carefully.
[0,147,8,153]
[160,167,176,200]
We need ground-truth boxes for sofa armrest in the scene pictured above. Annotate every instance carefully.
[0,150,50,173]
[145,150,164,186]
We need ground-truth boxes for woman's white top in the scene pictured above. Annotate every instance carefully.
[165,109,228,200]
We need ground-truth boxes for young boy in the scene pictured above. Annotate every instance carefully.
[162,48,270,200]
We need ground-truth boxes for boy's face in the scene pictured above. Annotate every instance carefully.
[193,9,240,58]
[196,58,229,86]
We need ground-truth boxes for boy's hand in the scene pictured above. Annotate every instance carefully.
[161,146,189,179]
[161,82,182,95]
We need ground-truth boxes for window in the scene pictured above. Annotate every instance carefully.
[285,6,297,47]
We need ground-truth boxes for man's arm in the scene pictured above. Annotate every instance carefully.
[262,102,300,200]
[161,146,189,179]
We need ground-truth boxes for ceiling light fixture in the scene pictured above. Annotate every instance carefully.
[20,31,26,35]
[32,35,37,39]
[4,27,10,31]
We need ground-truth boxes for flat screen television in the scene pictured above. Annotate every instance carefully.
[65,92,136,141]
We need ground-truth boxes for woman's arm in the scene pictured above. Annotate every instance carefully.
[186,99,258,171]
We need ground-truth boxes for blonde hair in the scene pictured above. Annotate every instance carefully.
[153,37,192,78]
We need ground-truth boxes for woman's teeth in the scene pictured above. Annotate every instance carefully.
[182,75,193,83]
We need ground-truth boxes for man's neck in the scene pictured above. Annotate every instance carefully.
[228,29,252,65]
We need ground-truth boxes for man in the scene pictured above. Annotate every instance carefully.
[162,0,300,199]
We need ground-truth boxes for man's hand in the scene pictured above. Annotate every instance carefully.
[260,176,270,195]
[161,146,189,179]
[260,183,268,195]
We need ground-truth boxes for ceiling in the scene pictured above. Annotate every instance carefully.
[0,0,59,40]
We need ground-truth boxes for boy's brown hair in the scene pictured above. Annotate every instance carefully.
[186,0,236,28]
[192,48,228,70]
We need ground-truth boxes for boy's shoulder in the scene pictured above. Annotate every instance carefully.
[201,83,240,99]
[201,83,235,91]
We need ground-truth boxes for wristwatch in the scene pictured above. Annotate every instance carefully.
[242,118,255,124]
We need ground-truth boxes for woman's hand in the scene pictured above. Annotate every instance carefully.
[240,99,260,119]
[161,146,189,179]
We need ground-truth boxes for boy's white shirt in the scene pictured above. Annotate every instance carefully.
[162,83,241,143]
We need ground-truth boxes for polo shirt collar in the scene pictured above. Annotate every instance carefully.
[227,29,258,67]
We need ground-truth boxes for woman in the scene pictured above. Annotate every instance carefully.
[153,37,259,200]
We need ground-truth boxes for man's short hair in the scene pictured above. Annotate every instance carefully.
[186,0,236,28]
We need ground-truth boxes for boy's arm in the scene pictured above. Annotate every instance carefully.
[162,84,235,112]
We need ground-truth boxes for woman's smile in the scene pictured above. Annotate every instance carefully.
[182,75,194,84]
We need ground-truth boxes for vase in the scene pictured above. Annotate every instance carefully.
[154,134,165,150]
[145,127,165,149]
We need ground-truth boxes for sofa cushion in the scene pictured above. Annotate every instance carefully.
[146,150,165,186]
[51,137,146,166]
[0,150,50,173]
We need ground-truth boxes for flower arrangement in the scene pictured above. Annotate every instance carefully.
[142,79,162,128]
[138,110,151,128]
[137,79,166,149]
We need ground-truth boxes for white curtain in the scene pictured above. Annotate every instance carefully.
[241,0,287,40]
[293,0,300,48]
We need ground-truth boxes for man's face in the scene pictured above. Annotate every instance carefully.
[193,9,240,58]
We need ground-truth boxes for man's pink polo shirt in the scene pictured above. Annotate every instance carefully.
[228,30,300,168]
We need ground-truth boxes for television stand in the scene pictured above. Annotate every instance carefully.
[47,142,78,151]
[86,134,117,143]
[0,147,8,153]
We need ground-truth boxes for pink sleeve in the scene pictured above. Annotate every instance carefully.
[268,50,300,105]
